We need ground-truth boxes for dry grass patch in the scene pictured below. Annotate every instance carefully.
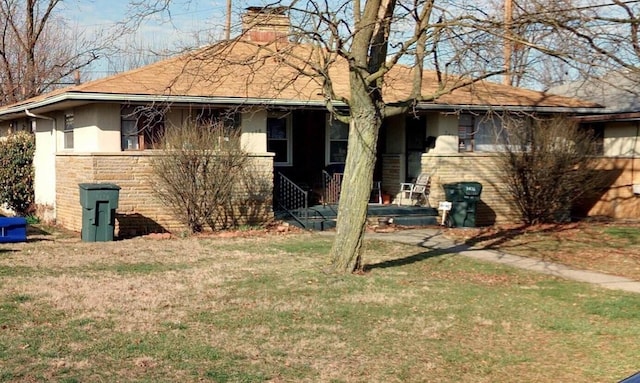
[444,221,640,280]
[0,228,639,382]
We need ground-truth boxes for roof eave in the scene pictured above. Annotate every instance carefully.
[413,103,603,114]
[0,91,602,120]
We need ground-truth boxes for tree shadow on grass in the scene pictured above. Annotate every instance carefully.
[450,221,606,262]
[365,243,471,271]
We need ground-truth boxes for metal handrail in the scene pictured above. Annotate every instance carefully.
[275,172,308,227]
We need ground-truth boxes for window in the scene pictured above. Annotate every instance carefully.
[458,114,507,152]
[64,113,74,149]
[121,106,165,150]
[327,117,349,164]
[458,114,474,152]
[267,114,292,166]
[584,123,604,155]
[192,108,241,149]
[195,108,240,131]
[475,115,504,151]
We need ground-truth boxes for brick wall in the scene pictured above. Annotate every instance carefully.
[422,153,519,225]
[423,154,640,225]
[381,154,401,197]
[56,152,274,235]
[575,157,640,219]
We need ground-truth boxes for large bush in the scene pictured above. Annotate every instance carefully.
[150,120,250,233]
[498,116,602,224]
[0,131,35,215]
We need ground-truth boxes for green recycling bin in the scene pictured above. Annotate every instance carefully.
[79,183,121,242]
[442,182,482,227]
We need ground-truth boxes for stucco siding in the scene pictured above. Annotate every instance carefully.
[33,119,56,220]
[241,109,268,153]
[427,113,459,153]
[68,104,121,152]
[604,122,640,157]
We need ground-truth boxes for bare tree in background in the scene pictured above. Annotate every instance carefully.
[495,0,639,89]
[104,35,174,74]
[127,0,638,273]
[0,0,102,105]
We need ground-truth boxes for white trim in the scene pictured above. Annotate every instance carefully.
[63,113,74,150]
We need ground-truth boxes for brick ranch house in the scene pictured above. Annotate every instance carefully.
[0,8,616,234]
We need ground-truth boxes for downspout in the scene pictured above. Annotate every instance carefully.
[24,109,57,219]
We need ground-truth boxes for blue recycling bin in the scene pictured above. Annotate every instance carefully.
[0,217,27,243]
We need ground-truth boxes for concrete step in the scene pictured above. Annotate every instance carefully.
[278,204,439,231]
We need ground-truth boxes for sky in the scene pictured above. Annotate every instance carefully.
[64,0,234,78]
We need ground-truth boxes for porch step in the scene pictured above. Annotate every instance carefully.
[281,204,439,231]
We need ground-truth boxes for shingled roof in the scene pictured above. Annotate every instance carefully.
[0,40,600,117]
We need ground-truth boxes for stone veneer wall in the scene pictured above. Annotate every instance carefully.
[381,154,402,197]
[423,154,640,225]
[422,153,519,225]
[56,152,274,235]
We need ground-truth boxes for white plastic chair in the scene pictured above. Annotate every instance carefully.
[398,173,431,206]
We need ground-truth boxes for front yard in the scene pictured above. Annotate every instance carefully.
[444,221,640,281]
[1,226,639,382]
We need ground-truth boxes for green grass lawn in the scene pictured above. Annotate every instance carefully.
[1,232,639,382]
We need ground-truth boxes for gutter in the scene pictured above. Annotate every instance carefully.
[0,93,338,119]
[0,92,603,120]
[411,103,603,114]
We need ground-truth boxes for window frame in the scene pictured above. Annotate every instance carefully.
[458,114,475,152]
[267,113,292,166]
[63,113,74,150]
[326,116,349,165]
[120,106,166,151]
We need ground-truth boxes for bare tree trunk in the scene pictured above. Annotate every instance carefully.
[328,72,381,273]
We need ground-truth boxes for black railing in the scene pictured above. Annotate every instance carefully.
[275,172,309,227]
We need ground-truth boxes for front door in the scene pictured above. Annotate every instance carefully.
[406,115,426,181]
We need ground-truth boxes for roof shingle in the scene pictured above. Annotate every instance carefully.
[0,40,599,112]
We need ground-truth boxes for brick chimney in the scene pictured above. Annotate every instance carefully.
[241,6,290,43]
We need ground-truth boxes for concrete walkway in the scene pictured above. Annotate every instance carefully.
[362,228,640,294]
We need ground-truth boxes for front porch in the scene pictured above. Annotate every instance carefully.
[277,203,439,231]
[275,167,437,231]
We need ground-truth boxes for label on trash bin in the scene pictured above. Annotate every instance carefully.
[439,201,452,211]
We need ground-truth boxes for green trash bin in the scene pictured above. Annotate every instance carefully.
[443,182,482,227]
[79,183,121,242]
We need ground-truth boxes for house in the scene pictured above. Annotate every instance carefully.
[0,7,602,234]
[549,72,640,219]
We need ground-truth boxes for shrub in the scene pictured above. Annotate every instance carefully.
[150,119,251,233]
[0,132,35,216]
[497,115,602,224]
